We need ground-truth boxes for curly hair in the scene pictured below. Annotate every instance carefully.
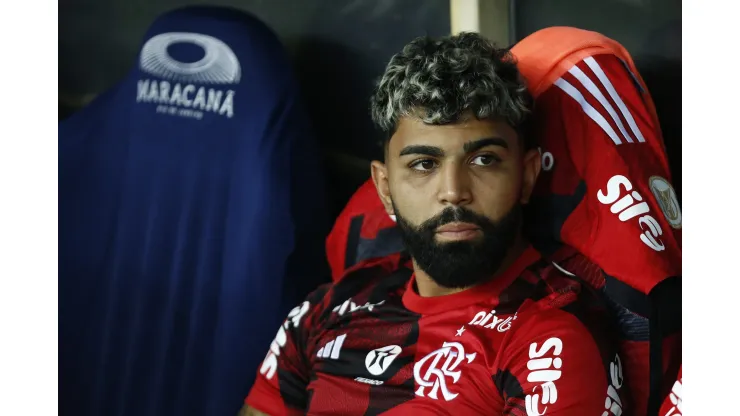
[370,32,533,148]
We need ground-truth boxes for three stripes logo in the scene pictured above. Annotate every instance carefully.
[554,56,645,146]
[316,334,347,360]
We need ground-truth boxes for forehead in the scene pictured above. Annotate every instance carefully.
[388,116,519,157]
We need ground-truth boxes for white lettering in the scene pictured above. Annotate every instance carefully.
[603,354,624,416]
[525,337,563,415]
[332,298,385,316]
[541,151,555,171]
[355,377,384,385]
[468,309,517,332]
[136,78,235,119]
[597,175,665,252]
[259,301,311,380]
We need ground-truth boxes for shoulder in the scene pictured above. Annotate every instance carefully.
[494,284,619,415]
[514,266,614,348]
[502,258,617,371]
[303,261,413,321]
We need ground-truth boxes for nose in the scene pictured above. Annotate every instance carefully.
[436,162,472,207]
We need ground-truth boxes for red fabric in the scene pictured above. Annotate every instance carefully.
[511,26,682,296]
[659,366,682,416]
[511,28,682,415]
[325,179,397,281]
[247,249,626,415]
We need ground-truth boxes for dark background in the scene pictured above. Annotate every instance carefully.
[59,0,681,213]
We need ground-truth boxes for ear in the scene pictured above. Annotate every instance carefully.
[520,148,542,204]
[370,160,395,216]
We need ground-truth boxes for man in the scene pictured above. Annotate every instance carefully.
[241,32,622,415]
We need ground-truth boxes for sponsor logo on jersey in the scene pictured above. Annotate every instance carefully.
[316,334,346,360]
[525,337,563,416]
[365,345,402,376]
[603,354,624,416]
[540,149,555,172]
[332,298,385,316]
[649,176,682,229]
[468,309,517,332]
[259,301,310,380]
[664,376,683,416]
[136,32,239,120]
[413,342,477,401]
[354,377,384,385]
[597,174,665,251]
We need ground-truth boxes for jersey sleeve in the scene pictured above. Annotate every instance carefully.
[534,52,681,295]
[245,284,331,415]
[496,302,624,415]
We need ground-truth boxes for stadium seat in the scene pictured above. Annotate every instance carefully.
[59,6,328,416]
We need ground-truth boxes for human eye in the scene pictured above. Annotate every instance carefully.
[470,154,501,166]
[409,159,438,172]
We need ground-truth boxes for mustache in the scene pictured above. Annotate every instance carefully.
[419,206,491,232]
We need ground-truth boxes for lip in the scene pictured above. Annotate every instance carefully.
[435,222,482,241]
[436,222,480,233]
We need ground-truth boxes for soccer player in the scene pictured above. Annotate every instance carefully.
[241,32,623,415]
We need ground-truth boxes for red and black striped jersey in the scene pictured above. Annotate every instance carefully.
[246,247,628,415]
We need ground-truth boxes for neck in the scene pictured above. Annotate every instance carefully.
[412,236,529,298]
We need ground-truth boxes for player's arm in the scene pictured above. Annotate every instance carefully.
[243,284,331,416]
[497,308,622,415]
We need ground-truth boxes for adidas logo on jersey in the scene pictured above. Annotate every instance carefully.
[332,298,385,316]
[316,334,346,360]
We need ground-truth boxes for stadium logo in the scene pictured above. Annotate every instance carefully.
[525,337,563,416]
[365,345,402,376]
[649,176,682,229]
[597,174,665,252]
[139,32,241,83]
[413,342,477,401]
[136,32,239,119]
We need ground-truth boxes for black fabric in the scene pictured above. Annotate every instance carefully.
[345,215,365,269]
[647,276,682,416]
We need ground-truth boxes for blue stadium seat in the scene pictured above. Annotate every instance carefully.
[59,6,328,415]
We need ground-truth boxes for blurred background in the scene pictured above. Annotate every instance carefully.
[59,0,682,216]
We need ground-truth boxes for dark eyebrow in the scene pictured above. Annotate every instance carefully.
[398,137,508,158]
[463,137,509,153]
[399,145,444,158]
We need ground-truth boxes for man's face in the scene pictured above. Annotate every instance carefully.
[371,116,541,289]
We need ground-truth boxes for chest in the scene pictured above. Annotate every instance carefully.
[303,298,518,415]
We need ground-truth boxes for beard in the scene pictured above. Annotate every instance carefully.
[394,203,522,290]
